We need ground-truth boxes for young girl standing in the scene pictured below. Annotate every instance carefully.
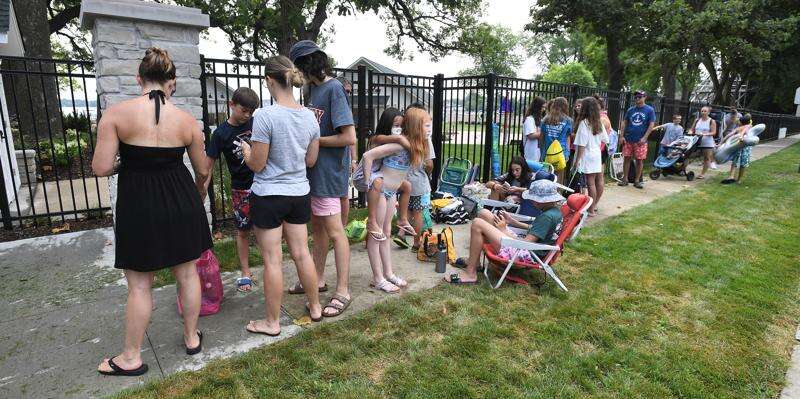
[573,97,609,216]
[361,108,429,293]
[540,97,573,183]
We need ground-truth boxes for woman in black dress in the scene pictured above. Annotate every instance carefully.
[92,48,212,376]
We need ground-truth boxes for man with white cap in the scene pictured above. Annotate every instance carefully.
[445,179,565,285]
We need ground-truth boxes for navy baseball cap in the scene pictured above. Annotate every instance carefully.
[634,90,647,98]
[289,40,324,63]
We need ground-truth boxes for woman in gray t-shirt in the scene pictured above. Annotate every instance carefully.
[241,56,322,336]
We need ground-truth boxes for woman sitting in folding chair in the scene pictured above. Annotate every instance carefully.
[444,180,564,285]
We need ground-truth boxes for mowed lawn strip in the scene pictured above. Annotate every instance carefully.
[118,143,800,399]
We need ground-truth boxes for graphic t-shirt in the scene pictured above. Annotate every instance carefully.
[624,104,656,142]
[206,119,254,190]
[305,78,355,198]
[660,123,684,146]
[540,117,572,161]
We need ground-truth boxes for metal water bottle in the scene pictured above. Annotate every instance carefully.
[435,238,447,273]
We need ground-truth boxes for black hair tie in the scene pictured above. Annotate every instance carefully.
[147,90,166,124]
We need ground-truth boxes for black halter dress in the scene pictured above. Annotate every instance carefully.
[113,90,212,271]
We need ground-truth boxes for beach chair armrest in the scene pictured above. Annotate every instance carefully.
[499,237,559,253]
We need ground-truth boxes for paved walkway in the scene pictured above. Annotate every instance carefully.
[0,135,797,398]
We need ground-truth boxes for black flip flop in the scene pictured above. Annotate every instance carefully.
[98,357,149,377]
[288,282,328,295]
[721,178,736,185]
[453,258,468,269]
[246,321,280,337]
[185,330,203,355]
[305,304,322,322]
[444,273,478,285]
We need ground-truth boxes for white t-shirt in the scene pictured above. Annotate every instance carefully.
[573,119,609,174]
[522,116,539,162]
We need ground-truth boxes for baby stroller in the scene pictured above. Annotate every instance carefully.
[649,135,699,181]
[438,157,472,197]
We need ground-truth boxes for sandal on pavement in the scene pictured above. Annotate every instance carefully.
[386,274,407,288]
[236,277,254,293]
[288,281,328,295]
[453,257,468,269]
[246,320,280,337]
[305,304,323,322]
[444,273,477,285]
[98,357,148,377]
[370,279,400,294]
[322,294,352,318]
[185,330,203,356]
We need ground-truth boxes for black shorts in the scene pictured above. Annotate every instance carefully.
[601,150,609,165]
[249,193,311,229]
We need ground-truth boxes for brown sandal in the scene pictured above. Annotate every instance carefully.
[322,293,352,318]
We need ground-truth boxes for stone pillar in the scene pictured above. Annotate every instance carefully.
[80,0,211,226]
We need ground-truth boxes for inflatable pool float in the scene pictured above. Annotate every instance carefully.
[714,123,765,164]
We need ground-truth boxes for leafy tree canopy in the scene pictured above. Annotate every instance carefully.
[457,23,528,77]
[541,62,596,87]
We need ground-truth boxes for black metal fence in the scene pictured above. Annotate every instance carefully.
[0,56,106,231]
[2,54,800,232]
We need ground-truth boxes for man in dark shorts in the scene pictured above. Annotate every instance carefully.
[205,87,260,292]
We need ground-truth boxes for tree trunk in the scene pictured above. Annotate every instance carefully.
[4,0,64,148]
[661,64,677,100]
[606,36,624,91]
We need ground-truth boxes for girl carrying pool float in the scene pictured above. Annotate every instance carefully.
[716,114,763,185]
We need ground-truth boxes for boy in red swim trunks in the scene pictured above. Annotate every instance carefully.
[205,87,260,292]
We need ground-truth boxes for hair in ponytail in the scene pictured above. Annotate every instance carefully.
[264,55,305,88]
[138,47,176,83]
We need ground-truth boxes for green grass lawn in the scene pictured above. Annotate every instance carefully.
[132,144,800,398]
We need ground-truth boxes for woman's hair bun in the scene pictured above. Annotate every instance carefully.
[290,67,305,88]
[139,47,176,84]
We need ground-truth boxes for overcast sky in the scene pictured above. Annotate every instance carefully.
[199,0,542,78]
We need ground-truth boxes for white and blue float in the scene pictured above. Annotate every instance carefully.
[714,123,765,164]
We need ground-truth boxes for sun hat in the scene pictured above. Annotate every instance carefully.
[289,40,324,63]
[522,179,565,203]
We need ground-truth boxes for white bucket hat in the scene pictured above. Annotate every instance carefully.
[522,179,566,203]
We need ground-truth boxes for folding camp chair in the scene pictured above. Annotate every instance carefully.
[481,194,593,291]
[438,157,472,197]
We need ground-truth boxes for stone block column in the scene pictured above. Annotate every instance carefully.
[80,0,212,226]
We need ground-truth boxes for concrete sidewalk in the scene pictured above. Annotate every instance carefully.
[0,135,797,398]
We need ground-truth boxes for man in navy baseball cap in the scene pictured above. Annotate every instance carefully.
[289,40,325,63]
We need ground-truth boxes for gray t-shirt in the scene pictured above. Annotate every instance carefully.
[250,104,320,197]
[305,79,355,197]
[406,134,436,196]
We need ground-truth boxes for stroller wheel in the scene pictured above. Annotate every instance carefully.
[649,170,661,180]
[686,171,696,181]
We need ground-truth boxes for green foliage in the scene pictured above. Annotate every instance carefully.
[541,62,596,87]
[62,112,90,132]
[458,23,529,77]
[38,129,88,167]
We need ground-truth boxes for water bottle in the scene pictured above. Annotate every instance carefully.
[435,238,447,273]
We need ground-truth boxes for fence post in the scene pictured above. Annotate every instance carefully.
[356,65,368,206]
[431,74,444,191]
[0,154,11,230]
[570,84,580,107]
[199,55,217,228]
[482,73,497,181]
